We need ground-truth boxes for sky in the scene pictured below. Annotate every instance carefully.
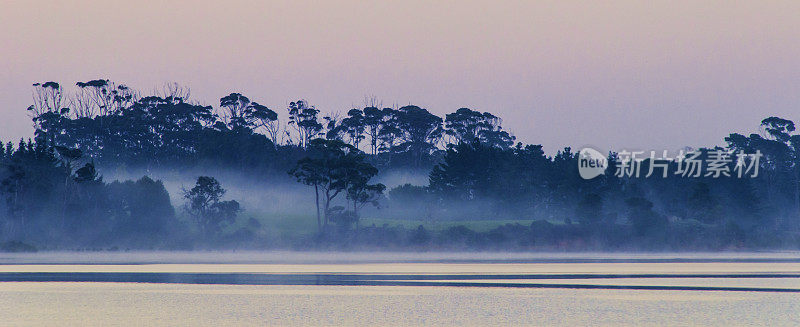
[2,0,799,153]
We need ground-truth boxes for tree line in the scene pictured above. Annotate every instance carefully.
[26,80,514,172]
[0,79,798,250]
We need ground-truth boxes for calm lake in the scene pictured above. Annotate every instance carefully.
[0,252,798,326]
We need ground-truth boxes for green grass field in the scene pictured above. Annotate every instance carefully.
[358,217,538,232]
[221,210,550,236]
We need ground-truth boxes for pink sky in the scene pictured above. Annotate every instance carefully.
[2,0,799,153]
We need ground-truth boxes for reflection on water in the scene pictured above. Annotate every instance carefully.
[0,252,798,326]
[0,283,798,326]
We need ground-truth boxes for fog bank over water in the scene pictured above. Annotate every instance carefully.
[103,168,430,220]
[3,251,800,265]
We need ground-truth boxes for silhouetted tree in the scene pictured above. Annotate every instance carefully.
[250,102,280,145]
[340,108,366,149]
[444,107,514,148]
[576,193,603,225]
[393,105,443,167]
[626,197,666,236]
[290,139,381,232]
[363,106,386,155]
[287,100,322,148]
[184,176,240,238]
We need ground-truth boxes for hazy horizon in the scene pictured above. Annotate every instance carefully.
[2,0,800,153]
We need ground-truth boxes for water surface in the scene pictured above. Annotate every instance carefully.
[0,252,798,326]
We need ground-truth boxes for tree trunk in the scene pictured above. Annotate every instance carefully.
[353,200,359,230]
[314,184,321,234]
[323,189,330,227]
[795,166,800,227]
[62,167,69,229]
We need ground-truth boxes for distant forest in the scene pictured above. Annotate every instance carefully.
[0,80,798,251]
